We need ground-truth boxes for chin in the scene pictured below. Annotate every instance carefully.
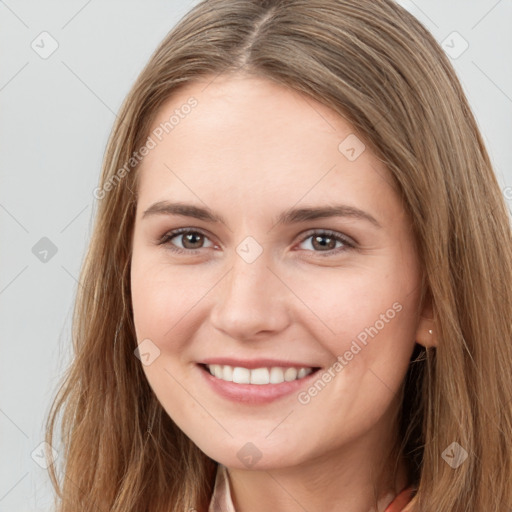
[198,439,309,471]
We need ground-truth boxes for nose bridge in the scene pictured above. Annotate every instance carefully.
[228,247,271,295]
[225,232,274,295]
[210,241,289,337]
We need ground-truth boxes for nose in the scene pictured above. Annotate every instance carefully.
[209,250,291,340]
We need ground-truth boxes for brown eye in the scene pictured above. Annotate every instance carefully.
[181,232,205,249]
[159,228,215,253]
[311,234,337,251]
[297,230,355,255]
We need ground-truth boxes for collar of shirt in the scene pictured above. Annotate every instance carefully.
[208,464,416,512]
[208,464,236,512]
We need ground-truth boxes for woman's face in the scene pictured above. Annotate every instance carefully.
[130,73,429,470]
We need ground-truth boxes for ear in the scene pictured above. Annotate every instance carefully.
[415,294,437,348]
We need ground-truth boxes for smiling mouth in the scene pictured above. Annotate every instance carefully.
[200,363,321,385]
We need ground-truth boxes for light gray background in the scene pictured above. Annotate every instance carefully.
[0,1,510,510]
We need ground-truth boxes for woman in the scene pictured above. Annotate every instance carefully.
[45,0,512,511]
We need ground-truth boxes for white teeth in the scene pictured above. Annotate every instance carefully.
[232,367,250,384]
[213,365,223,379]
[222,365,233,381]
[269,367,284,384]
[250,368,270,385]
[284,367,298,381]
[297,368,308,379]
[206,364,314,385]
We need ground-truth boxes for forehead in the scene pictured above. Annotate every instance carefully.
[135,74,402,224]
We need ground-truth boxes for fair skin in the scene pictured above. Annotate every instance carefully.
[130,72,436,512]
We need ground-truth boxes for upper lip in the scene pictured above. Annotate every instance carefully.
[199,358,321,369]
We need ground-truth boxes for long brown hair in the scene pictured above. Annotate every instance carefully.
[45,0,512,510]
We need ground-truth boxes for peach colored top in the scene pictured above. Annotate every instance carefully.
[208,464,416,512]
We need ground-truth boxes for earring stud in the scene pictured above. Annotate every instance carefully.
[428,329,433,335]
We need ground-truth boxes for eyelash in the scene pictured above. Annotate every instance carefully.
[157,227,356,257]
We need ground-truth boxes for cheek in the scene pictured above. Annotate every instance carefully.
[130,256,206,423]
[131,249,187,336]
[131,263,171,343]
[130,254,219,357]
[301,265,419,390]
[291,272,418,438]
[292,265,413,346]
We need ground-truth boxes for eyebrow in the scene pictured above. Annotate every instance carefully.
[141,201,382,229]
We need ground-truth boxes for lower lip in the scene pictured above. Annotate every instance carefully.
[197,364,321,404]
